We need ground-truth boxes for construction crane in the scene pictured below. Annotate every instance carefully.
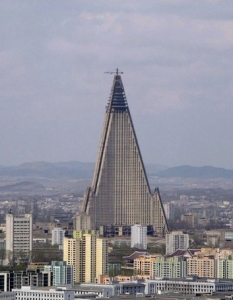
[104,68,123,76]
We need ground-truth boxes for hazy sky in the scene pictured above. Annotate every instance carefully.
[0,1,233,168]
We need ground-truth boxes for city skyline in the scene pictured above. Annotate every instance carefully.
[0,1,233,168]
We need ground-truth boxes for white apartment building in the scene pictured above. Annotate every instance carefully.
[131,224,147,250]
[13,286,74,300]
[166,231,189,255]
[5,212,32,265]
[164,203,175,220]
[51,227,65,249]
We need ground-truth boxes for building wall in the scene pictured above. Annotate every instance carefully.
[51,228,65,247]
[216,257,233,279]
[131,224,147,250]
[0,291,15,300]
[187,256,215,278]
[13,286,74,300]
[5,213,32,265]
[134,255,156,276]
[84,234,96,283]
[151,256,187,278]
[96,238,108,280]
[166,231,189,255]
[144,279,233,295]
[44,261,73,286]
[164,203,175,220]
[63,233,108,283]
[0,270,52,292]
[181,214,195,228]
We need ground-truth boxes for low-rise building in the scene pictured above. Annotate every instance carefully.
[13,286,74,300]
[144,278,233,295]
[0,291,15,300]
[0,270,52,291]
[81,281,145,297]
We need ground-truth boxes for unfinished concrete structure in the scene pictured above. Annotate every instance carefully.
[79,70,168,235]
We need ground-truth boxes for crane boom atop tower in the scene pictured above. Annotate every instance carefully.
[104,68,123,76]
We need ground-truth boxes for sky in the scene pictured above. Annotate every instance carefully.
[0,0,233,169]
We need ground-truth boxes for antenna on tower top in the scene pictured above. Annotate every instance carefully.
[104,68,123,76]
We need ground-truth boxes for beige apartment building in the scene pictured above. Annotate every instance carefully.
[96,237,108,281]
[187,255,215,278]
[187,249,219,278]
[63,231,108,283]
[134,254,157,275]
[63,237,84,283]
[183,248,233,279]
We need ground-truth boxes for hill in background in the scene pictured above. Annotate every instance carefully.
[0,161,233,179]
[156,165,233,178]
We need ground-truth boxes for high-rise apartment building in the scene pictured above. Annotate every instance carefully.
[96,237,108,281]
[164,203,175,220]
[63,231,108,283]
[80,70,168,234]
[63,238,82,283]
[5,212,32,265]
[131,224,147,250]
[166,231,189,255]
[51,228,65,249]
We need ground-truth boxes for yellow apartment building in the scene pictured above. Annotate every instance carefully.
[63,232,108,283]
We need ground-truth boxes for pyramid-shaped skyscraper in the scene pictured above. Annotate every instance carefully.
[80,71,168,235]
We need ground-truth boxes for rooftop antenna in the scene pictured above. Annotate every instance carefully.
[104,68,123,76]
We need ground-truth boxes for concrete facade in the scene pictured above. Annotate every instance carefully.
[44,261,73,286]
[131,224,147,250]
[151,256,187,278]
[51,227,65,248]
[5,213,32,265]
[166,231,189,255]
[144,278,233,295]
[133,255,156,276]
[63,231,108,283]
[13,286,74,300]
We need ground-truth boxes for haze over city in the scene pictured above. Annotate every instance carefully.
[0,1,233,168]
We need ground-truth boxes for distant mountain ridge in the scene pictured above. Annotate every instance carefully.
[0,162,232,179]
[0,161,94,179]
[157,165,233,178]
